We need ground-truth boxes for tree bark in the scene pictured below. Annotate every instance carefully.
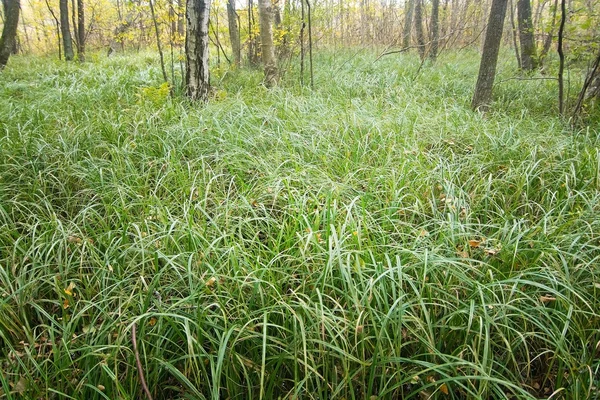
[539,0,558,64]
[226,0,240,66]
[517,0,537,70]
[557,0,565,114]
[402,0,414,48]
[414,0,425,60]
[471,0,509,110]
[185,0,211,101]
[0,0,20,69]
[257,0,277,86]
[429,0,440,61]
[59,0,74,60]
[76,0,85,61]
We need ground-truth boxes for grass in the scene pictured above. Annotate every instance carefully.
[0,49,599,399]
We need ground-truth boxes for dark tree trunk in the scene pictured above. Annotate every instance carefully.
[185,0,211,101]
[257,0,277,86]
[226,0,240,66]
[517,0,537,70]
[557,0,565,114]
[0,0,20,69]
[429,0,440,61]
[471,0,509,110]
[59,0,74,60]
[402,0,414,48]
[76,0,85,61]
[414,0,425,60]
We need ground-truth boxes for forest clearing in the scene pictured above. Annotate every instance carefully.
[1,0,600,398]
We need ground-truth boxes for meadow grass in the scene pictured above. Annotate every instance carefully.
[0,49,599,399]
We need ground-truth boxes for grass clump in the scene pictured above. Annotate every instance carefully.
[0,50,599,399]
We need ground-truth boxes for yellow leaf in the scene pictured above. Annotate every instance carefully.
[468,239,481,248]
[64,282,76,296]
[63,299,70,309]
[440,383,449,395]
[149,317,157,326]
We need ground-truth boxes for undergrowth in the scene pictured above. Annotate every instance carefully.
[0,49,599,399]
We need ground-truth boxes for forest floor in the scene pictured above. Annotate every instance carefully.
[1,50,599,399]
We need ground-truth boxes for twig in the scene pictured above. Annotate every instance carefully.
[132,322,154,400]
[498,76,558,83]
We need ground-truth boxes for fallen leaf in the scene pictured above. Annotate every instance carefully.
[419,229,429,237]
[148,317,157,326]
[206,277,217,289]
[540,295,556,304]
[64,282,76,296]
[12,376,26,394]
[63,299,70,309]
[439,383,449,395]
[468,239,481,248]
[484,248,500,256]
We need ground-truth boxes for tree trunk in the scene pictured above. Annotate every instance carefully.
[509,0,521,68]
[414,0,425,60]
[257,0,277,86]
[471,0,509,110]
[177,0,184,38]
[539,0,558,64]
[429,0,440,61]
[226,0,240,66]
[0,0,20,69]
[185,0,211,101]
[402,0,414,48]
[59,0,74,60]
[517,0,537,70]
[76,0,85,61]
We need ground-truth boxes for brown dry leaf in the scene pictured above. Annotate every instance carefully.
[97,384,105,391]
[426,375,436,383]
[540,295,556,304]
[148,317,157,326]
[419,229,430,237]
[439,383,449,395]
[205,277,217,289]
[468,239,482,248]
[63,299,70,309]
[484,248,500,256]
[12,376,27,394]
[67,235,82,244]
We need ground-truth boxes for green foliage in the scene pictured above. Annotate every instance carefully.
[0,50,599,400]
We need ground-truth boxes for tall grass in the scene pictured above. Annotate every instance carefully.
[0,50,599,399]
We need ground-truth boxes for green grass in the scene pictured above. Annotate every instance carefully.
[0,49,599,399]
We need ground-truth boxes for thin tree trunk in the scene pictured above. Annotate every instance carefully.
[471,0,509,110]
[177,0,184,38]
[300,0,304,85]
[517,0,537,70]
[0,0,20,69]
[306,0,313,88]
[185,0,211,100]
[149,0,169,84]
[77,0,85,61]
[557,0,565,114]
[226,0,240,66]
[59,0,74,60]
[402,0,414,48]
[414,0,425,60]
[429,0,440,61]
[44,0,61,59]
[539,0,558,64]
[257,0,277,86]
[509,0,521,68]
